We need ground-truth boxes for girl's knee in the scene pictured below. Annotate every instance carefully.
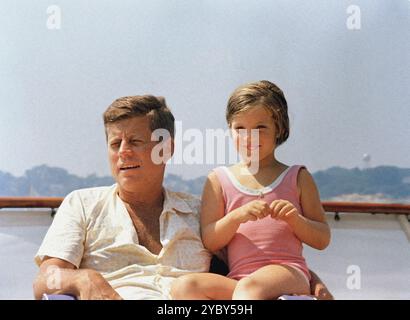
[233,277,266,299]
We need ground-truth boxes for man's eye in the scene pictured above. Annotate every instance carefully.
[110,142,120,148]
[131,140,144,146]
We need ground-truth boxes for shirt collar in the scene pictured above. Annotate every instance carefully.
[162,187,193,214]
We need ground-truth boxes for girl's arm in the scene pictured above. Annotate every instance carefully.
[271,168,331,250]
[200,172,238,252]
[200,172,270,253]
[292,168,330,249]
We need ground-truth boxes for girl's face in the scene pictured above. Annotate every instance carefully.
[230,105,278,164]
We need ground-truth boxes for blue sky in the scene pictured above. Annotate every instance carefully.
[1,0,409,179]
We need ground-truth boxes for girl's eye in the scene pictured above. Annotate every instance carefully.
[256,125,267,129]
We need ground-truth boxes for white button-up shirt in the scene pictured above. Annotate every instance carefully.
[35,184,211,299]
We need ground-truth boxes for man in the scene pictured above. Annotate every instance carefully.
[33,95,332,300]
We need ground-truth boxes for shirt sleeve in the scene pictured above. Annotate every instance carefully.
[34,190,87,268]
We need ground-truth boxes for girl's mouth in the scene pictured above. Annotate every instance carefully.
[245,145,260,151]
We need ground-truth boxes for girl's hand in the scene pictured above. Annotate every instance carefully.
[270,200,300,224]
[235,200,271,224]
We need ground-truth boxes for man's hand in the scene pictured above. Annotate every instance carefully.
[34,258,123,300]
[234,200,271,224]
[74,269,123,300]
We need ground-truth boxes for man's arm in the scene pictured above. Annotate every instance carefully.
[309,270,334,300]
[33,257,122,300]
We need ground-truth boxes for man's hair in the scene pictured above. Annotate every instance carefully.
[226,80,289,146]
[103,95,175,138]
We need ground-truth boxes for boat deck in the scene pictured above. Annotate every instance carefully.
[0,200,409,300]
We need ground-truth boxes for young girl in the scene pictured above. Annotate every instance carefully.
[171,80,331,300]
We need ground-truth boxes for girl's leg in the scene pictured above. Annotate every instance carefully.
[232,264,310,300]
[171,273,237,300]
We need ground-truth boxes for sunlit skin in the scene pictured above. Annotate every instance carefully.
[230,105,278,170]
[33,116,175,300]
[106,116,173,207]
[229,106,291,217]
[227,105,328,229]
[171,103,331,300]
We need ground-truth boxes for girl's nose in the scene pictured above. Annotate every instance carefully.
[244,129,259,144]
[238,129,250,140]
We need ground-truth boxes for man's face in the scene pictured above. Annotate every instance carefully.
[106,116,166,193]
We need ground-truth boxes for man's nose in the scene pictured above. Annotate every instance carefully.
[119,141,132,157]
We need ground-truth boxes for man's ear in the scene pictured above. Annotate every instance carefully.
[162,137,174,160]
[151,136,174,165]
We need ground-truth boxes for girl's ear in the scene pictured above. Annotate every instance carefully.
[226,124,231,137]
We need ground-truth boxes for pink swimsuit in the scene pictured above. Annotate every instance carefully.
[213,165,311,281]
